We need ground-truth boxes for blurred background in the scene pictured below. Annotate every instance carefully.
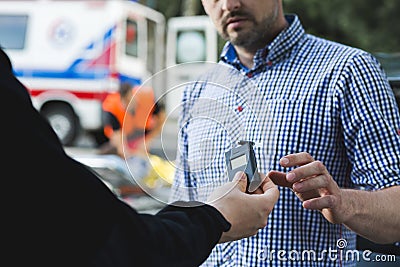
[2,0,398,148]
[142,0,400,53]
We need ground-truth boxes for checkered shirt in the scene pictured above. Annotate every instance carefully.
[169,14,400,267]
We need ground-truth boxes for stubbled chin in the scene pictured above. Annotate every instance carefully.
[227,28,245,40]
[221,26,246,42]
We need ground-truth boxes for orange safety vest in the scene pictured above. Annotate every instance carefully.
[102,86,156,140]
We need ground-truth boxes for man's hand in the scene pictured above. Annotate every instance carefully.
[268,152,350,224]
[208,172,279,243]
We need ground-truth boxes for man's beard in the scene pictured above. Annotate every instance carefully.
[221,10,278,50]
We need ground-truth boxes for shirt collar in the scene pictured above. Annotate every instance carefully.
[220,14,305,70]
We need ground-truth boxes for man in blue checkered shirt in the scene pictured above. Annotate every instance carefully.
[170,0,400,266]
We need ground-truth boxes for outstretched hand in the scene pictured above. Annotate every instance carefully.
[208,172,279,243]
[268,152,349,224]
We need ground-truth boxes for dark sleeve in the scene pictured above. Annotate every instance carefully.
[1,48,230,267]
[151,202,231,266]
[93,201,231,267]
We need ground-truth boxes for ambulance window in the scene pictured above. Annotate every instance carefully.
[176,30,206,64]
[125,19,138,57]
[0,15,28,50]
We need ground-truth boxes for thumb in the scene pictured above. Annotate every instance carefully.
[233,171,248,192]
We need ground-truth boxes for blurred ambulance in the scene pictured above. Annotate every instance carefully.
[0,0,218,145]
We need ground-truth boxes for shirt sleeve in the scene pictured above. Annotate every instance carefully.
[337,52,400,190]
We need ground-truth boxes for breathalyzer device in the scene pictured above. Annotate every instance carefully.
[225,141,262,192]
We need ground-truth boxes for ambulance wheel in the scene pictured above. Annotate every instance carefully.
[42,104,79,146]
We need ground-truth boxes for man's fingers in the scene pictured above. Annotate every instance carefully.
[280,152,315,167]
[268,170,293,188]
[285,161,328,183]
[294,189,321,202]
[292,175,329,193]
[302,195,335,210]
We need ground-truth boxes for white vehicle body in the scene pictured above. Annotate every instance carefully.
[165,15,218,119]
[0,0,217,145]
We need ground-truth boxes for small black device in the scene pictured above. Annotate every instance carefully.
[225,140,262,192]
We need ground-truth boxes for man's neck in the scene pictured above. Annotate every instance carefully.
[235,47,257,69]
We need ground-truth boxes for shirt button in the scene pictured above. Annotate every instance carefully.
[267,61,273,66]
[246,72,253,78]
[223,255,232,261]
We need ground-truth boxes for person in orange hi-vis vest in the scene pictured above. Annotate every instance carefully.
[100,82,166,181]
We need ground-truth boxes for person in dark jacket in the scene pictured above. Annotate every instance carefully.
[0,47,279,267]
